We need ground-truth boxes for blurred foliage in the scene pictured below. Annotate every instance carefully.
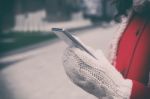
[0,32,56,54]
[0,0,82,31]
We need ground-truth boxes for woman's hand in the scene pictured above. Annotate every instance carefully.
[62,46,132,99]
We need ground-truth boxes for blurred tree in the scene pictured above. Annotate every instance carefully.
[0,0,15,33]
[65,0,82,12]
[22,0,44,13]
[44,0,81,22]
[0,0,83,32]
[0,0,45,32]
[15,0,45,14]
[44,0,70,22]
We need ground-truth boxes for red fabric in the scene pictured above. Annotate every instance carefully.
[131,80,150,99]
[115,14,150,99]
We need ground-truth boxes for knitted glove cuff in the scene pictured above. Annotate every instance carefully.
[63,47,132,99]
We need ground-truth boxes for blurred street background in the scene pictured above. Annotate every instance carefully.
[0,0,120,99]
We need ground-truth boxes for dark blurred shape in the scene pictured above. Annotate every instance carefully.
[0,0,82,32]
[0,32,56,55]
[0,0,117,32]
[44,0,81,22]
[81,0,116,23]
[0,0,15,33]
[112,0,132,22]
[0,76,15,99]
[44,0,70,22]
[0,0,45,32]
[15,0,45,14]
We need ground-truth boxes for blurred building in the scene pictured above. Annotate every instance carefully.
[44,0,82,22]
[81,0,116,23]
[0,0,82,32]
[0,0,116,32]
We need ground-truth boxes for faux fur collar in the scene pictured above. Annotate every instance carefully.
[108,13,132,66]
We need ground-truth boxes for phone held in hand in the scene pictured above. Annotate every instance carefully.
[51,28,97,59]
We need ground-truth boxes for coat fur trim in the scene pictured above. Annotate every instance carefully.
[108,12,133,66]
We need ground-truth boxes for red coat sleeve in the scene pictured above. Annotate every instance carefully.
[131,80,150,99]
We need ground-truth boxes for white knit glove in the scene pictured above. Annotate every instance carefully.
[63,46,132,99]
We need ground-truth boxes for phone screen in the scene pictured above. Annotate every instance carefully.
[52,28,97,59]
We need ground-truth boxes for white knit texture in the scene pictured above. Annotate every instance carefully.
[63,47,132,99]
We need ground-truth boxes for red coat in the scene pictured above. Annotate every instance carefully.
[115,13,150,99]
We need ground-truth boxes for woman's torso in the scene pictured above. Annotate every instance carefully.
[115,14,150,85]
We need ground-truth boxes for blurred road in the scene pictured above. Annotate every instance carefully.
[0,23,119,99]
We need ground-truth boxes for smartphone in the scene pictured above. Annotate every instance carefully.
[51,28,97,59]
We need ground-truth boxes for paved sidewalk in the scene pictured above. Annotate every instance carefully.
[0,24,119,99]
